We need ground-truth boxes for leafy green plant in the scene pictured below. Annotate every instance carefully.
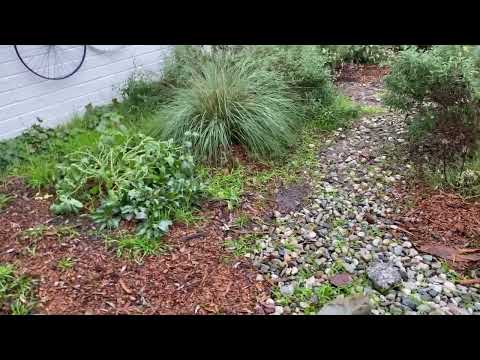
[0,264,36,315]
[0,118,62,174]
[5,115,101,188]
[105,232,166,263]
[52,132,205,240]
[155,50,300,164]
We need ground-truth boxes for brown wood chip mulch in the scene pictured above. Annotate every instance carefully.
[397,185,480,271]
[335,63,390,85]
[0,177,270,315]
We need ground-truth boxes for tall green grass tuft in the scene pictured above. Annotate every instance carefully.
[155,52,300,164]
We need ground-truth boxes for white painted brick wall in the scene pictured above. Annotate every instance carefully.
[0,45,173,140]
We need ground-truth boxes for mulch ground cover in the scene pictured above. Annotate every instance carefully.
[396,184,480,273]
[335,63,390,85]
[0,177,270,314]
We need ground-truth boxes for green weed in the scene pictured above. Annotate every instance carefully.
[224,234,260,257]
[203,166,245,209]
[57,257,75,271]
[233,213,251,228]
[21,225,48,240]
[105,232,166,264]
[0,263,36,315]
[174,208,205,226]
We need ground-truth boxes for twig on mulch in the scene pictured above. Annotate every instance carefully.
[180,233,205,241]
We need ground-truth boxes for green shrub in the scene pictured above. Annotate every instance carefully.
[52,131,205,240]
[155,51,300,164]
[384,45,480,189]
[384,46,480,113]
[0,119,66,174]
[118,74,171,121]
[246,46,335,109]
[0,264,36,315]
[323,45,395,66]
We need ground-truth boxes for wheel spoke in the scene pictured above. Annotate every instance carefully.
[15,45,86,80]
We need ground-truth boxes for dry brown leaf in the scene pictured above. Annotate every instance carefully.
[458,278,480,286]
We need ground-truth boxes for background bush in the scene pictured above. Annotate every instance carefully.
[321,45,395,66]
[245,46,335,106]
[384,45,480,192]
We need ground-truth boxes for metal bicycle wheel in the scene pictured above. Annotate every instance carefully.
[14,45,87,80]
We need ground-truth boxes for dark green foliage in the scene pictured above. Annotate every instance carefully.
[384,45,480,190]
[384,46,479,113]
[118,74,171,120]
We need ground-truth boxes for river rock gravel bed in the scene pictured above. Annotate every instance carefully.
[251,112,480,315]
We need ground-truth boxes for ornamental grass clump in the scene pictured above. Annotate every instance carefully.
[156,51,300,164]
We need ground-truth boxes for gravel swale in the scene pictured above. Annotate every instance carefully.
[250,110,480,315]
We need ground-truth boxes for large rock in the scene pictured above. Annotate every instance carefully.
[367,262,402,291]
[317,295,371,315]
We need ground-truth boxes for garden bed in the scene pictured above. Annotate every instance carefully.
[3,46,480,315]
[0,177,269,314]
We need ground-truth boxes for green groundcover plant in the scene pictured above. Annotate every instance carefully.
[0,264,36,315]
[52,129,205,240]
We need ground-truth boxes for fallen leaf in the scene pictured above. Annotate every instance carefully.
[419,244,480,263]
[458,278,480,286]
